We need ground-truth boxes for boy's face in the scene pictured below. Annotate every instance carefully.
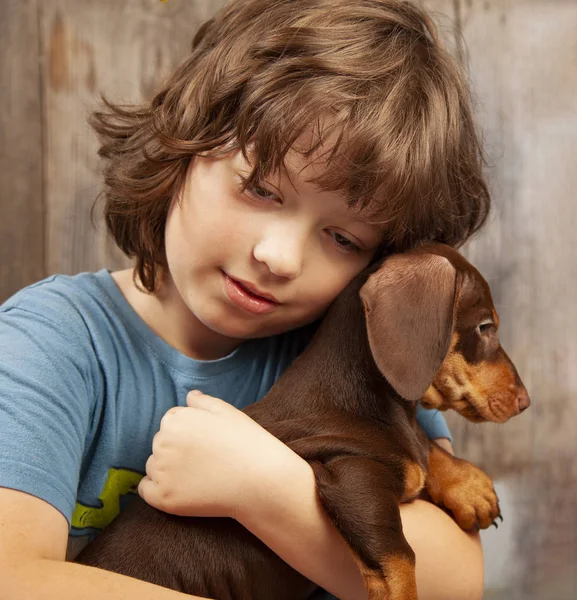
[163,143,382,346]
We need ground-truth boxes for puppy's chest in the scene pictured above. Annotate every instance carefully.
[375,420,429,502]
[346,416,429,503]
[401,459,428,501]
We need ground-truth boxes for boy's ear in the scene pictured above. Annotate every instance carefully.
[360,252,459,400]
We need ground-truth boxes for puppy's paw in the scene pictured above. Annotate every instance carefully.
[428,457,501,531]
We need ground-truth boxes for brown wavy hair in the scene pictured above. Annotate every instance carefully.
[92,0,490,292]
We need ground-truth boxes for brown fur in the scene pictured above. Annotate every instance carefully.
[356,555,417,600]
[401,462,427,502]
[76,243,529,599]
[426,442,501,530]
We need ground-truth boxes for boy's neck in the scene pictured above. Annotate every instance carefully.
[111,269,243,361]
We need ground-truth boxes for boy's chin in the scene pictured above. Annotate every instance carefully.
[202,314,307,341]
[198,313,269,341]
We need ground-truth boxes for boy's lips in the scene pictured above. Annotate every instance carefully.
[221,271,280,314]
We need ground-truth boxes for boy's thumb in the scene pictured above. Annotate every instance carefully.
[186,389,222,411]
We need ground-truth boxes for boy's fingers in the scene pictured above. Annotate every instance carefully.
[186,390,227,411]
[144,454,157,480]
[160,405,187,426]
[151,431,162,455]
[138,475,159,506]
[139,476,189,516]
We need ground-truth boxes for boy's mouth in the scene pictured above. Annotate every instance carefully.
[221,271,279,314]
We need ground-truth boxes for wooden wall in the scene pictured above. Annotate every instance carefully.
[1,1,575,598]
[421,2,577,598]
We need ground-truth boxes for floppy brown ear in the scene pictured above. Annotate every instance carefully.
[359,251,459,400]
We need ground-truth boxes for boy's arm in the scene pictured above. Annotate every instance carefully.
[0,488,213,600]
[235,444,369,600]
[140,392,369,598]
[433,437,454,454]
[235,438,462,600]
[139,393,464,600]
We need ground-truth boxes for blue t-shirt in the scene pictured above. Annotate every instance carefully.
[0,270,451,562]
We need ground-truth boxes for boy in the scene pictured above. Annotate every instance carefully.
[0,0,489,598]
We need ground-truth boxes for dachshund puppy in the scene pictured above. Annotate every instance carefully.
[76,243,530,600]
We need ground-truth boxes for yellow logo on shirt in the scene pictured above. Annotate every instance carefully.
[71,468,143,531]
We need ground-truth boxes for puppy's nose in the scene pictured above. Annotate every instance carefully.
[516,388,531,413]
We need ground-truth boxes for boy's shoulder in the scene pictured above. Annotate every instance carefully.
[2,270,112,316]
[0,270,120,345]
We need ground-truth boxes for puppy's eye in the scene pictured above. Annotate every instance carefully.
[478,320,495,334]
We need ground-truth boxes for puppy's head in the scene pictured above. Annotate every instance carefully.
[360,243,530,423]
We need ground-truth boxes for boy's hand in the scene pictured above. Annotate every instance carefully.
[138,391,297,520]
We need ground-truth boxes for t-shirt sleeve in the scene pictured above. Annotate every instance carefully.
[0,293,97,523]
[416,404,453,442]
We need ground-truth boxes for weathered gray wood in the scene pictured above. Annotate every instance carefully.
[40,0,227,276]
[0,0,44,301]
[424,1,577,598]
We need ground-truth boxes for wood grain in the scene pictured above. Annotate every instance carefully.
[40,0,227,276]
[425,2,577,598]
[0,0,44,301]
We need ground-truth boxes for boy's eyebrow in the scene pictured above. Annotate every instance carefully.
[241,149,381,227]
[241,156,383,241]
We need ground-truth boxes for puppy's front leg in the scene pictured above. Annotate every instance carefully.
[426,440,501,530]
[290,438,420,600]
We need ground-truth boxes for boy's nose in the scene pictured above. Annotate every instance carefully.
[253,228,305,279]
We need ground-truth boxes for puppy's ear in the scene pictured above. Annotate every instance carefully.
[360,251,459,400]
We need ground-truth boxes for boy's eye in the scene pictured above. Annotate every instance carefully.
[330,231,361,253]
[240,176,280,203]
[250,183,278,201]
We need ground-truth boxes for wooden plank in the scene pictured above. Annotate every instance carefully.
[422,1,577,598]
[0,0,44,302]
[444,0,577,479]
[41,0,227,276]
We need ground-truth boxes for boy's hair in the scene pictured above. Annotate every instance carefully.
[92,0,490,292]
